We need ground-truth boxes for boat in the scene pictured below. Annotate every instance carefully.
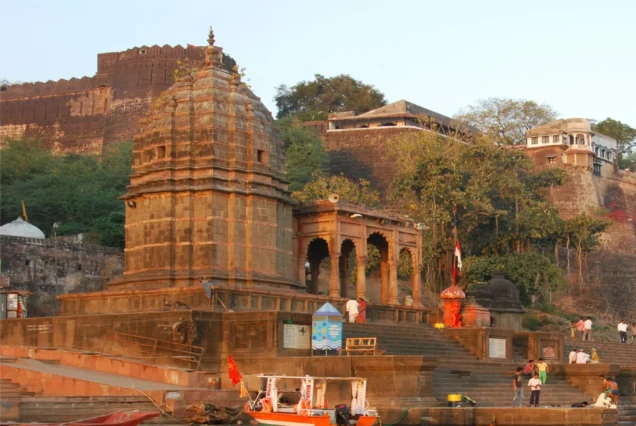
[9,410,160,426]
[244,375,379,426]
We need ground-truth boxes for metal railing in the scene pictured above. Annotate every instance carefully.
[101,330,205,371]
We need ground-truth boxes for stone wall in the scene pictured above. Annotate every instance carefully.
[0,235,122,316]
[324,127,421,194]
[0,45,236,155]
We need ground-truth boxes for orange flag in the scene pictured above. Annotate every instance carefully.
[228,355,242,386]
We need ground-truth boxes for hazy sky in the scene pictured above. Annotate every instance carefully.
[2,0,635,124]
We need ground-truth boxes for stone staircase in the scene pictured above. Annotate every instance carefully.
[343,323,479,362]
[433,363,591,407]
[618,405,636,425]
[0,377,37,397]
[565,339,636,367]
[18,396,163,423]
[343,323,592,407]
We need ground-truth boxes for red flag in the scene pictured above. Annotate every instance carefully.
[228,355,242,386]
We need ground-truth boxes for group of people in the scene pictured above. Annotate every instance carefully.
[513,358,550,407]
[514,359,621,408]
[568,348,599,364]
[570,317,636,344]
[344,297,367,324]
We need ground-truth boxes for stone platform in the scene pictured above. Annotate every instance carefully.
[57,284,429,324]
[419,407,618,425]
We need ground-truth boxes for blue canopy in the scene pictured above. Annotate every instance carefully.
[313,302,342,317]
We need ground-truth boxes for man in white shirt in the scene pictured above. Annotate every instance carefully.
[618,320,628,344]
[575,349,590,364]
[568,349,577,364]
[345,298,359,323]
[583,317,593,341]
[528,373,542,407]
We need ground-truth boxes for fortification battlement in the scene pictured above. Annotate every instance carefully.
[0,76,103,100]
[1,44,235,101]
[97,44,206,73]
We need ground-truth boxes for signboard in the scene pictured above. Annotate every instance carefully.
[488,337,507,359]
[312,302,343,351]
[283,324,310,349]
[542,343,558,360]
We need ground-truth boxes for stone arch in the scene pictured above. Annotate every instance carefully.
[576,134,585,145]
[398,247,414,280]
[339,239,357,298]
[306,237,330,295]
[367,232,390,303]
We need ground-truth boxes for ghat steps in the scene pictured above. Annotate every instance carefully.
[343,323,591,407]
[565,338,636,367]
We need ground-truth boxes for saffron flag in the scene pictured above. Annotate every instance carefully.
[454,241,462,271]
[228,355,242,386]
[452,241,462,286]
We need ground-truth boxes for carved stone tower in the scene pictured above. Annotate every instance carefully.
[111,28,295,290]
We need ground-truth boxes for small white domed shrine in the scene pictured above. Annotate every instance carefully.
[0,217,46,239]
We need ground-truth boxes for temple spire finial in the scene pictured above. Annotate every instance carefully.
[207,27,215,47]
[205,27,217,69]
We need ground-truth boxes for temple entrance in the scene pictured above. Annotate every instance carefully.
[306,238,330,295]
[367,232,390,304]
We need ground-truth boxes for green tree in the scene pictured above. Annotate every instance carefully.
[292,174,381,208]
[278,119,328,192]
[562,214,610,287]
[456,98,558,145]
[592,118,636,167]
[388,130,568,290]
[275,74,387,121]
[0,138,132,248]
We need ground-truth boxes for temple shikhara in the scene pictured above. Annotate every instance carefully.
[0,27,635,426]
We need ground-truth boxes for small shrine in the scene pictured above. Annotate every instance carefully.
[462,271,525,331]
[441,283,465,328]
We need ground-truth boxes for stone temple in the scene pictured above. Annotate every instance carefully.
[109,29,294,290]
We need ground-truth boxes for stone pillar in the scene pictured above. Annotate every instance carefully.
[329,252,340,298]
[412,265,422,307]
[296,241,307,285]
[388,261,398,305]
[380,261,389,304]
[356,256,367,300]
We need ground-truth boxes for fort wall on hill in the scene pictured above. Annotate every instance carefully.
[0,45,236,155]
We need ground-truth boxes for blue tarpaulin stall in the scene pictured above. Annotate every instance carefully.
[311,302,343,355]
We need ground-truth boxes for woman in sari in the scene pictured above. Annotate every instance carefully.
[356,298,367,324]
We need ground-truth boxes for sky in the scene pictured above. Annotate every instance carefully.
[2,0,635,124]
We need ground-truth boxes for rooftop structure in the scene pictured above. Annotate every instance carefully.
[525,118,617,176]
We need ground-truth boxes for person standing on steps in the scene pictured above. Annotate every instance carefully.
[512,367,524,407]
[576,317,585,340]
[528,373,542,407]
[356,298,367,324]
[536,358,549,384]
[583,317,593,341]
[632,322,636,344]
[569,321,577,339]
[345,297,359,324]
[590,348,600,364]
[618,320,628,344]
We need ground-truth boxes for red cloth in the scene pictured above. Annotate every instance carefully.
[228,355,242,386]
[356,301,367,324]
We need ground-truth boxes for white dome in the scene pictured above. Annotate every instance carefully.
[0,217,46,239]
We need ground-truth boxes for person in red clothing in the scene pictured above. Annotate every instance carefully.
[576,317,585,340]
[356,298,367,324]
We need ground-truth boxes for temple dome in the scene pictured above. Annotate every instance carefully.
[112,28,295,290]
[0,217,46,239]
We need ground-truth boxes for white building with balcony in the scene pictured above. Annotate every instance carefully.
[525,118,617,176]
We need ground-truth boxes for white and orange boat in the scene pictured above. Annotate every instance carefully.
[244,375,379,426]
